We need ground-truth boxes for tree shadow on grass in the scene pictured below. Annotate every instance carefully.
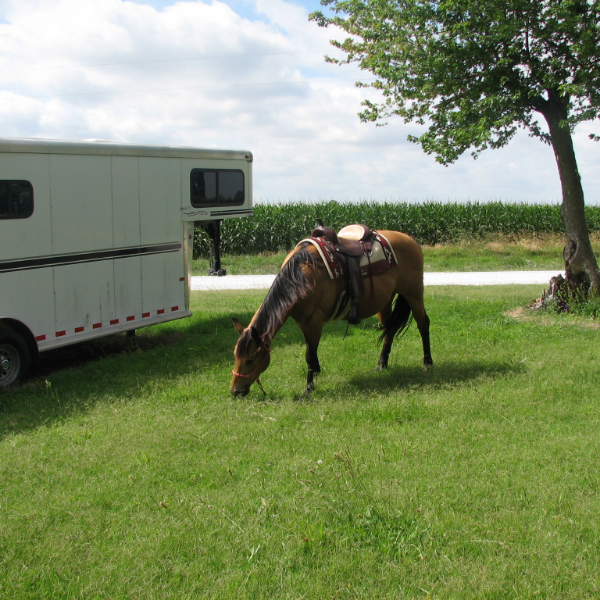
[31,330,186,379]
[48,309,270,373]
[0,310,267,439]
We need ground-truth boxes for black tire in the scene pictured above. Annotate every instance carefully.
[0,329,31,388]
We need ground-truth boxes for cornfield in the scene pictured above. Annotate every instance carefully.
[193,201,600,258]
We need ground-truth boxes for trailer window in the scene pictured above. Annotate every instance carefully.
[191,169,244,207]
[0,180,33,219]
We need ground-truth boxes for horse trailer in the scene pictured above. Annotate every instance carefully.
[0,137,253,387]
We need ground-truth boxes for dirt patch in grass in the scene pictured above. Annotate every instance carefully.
[486,237,559,253]
[506,305,600,329]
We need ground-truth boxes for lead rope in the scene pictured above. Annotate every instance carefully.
[343,320,350,340]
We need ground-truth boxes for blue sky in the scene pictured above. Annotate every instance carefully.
[130,0,327,19]
[0,0,598,204]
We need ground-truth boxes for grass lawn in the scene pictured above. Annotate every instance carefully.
[192,232,600,275]
[1,286,599,599]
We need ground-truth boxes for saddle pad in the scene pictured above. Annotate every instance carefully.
[297,232,397,280]
[296,236,343,279]
[360,232,397,276]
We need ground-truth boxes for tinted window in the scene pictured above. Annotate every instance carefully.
[0,180,34,219]
[191,169,244,207]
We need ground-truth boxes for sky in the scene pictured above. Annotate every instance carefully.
[0,0,599,205]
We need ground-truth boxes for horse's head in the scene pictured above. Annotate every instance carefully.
[230,318,271,397]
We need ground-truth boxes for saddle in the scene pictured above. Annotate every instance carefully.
[311,220,376,325]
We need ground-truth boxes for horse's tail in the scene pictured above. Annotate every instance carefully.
[379,294,413,343]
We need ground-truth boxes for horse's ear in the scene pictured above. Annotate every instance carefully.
[232,318,245,335]
[249,326,260,342]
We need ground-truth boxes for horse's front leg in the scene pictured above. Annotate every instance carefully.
[298,317,324,395]
[305,344,320,394]
[376,302,393,370]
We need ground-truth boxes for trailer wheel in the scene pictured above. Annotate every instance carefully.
[0,330,31,388]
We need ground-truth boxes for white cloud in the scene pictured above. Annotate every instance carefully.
[0,0,598,205]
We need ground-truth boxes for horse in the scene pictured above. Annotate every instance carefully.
[230,229,433,396]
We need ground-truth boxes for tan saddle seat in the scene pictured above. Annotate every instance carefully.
[310,221,374,255]
[336,224,374,256]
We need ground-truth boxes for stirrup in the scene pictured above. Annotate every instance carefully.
[348,305,361,325]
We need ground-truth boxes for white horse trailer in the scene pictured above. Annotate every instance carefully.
[0,138,253,387]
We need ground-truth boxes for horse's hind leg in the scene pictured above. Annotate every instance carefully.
[407,296,433,370]
[418,311,433,370]
[378,294,433,371]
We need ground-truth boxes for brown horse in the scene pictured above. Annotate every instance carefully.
[230,230,432,396]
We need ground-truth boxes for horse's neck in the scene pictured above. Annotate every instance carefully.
[248,300,290,345]
[248,247,317,344]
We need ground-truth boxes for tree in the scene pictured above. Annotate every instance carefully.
[310,0,600,293]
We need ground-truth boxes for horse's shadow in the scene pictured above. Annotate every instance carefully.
[345,359,526,395]
[261,317,526,400]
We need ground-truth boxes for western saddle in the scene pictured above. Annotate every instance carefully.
[311,219,376,325]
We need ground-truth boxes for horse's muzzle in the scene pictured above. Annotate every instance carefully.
[231,387,249,397]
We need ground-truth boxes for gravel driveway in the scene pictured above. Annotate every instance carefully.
[192,270,560,291]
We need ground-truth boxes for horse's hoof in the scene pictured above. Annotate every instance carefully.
[375,364,387,371]
[299,389,313,399]
[423,362,434,372]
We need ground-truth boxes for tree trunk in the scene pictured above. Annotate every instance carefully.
[540,92,600,295]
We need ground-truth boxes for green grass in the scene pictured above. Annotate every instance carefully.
[193,232,600,275]
[1,287,600,598]
[193,251,286,275]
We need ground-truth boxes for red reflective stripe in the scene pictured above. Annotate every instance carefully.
[93,323,102,329]
[157,309,165,315]
[171,306,179,311]
[110,319,119,325]
[127,315,135,321]
[35,335,46,342]
[75,326,84,333]
[142,312,150,318]
[179,277,185,281]
[56,331,66,337]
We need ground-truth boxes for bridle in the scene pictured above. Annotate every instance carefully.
[232,345,271,395]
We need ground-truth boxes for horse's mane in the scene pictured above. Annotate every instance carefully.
[236,246,318,360]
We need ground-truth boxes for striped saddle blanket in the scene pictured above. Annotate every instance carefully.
[296,231,398,281]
